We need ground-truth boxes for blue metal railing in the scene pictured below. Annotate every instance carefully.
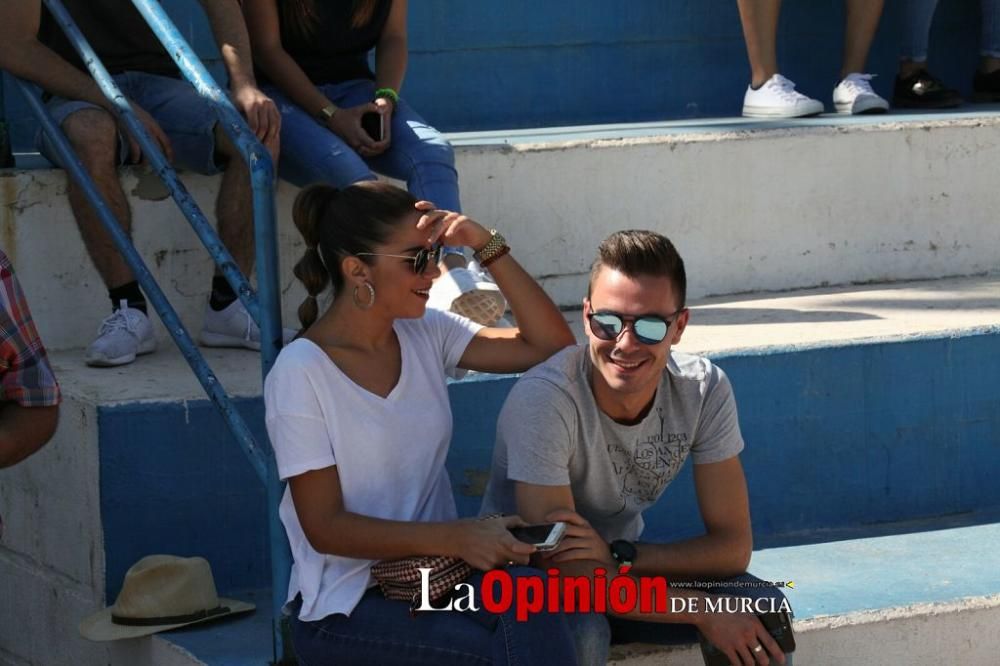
[13,0,291,661]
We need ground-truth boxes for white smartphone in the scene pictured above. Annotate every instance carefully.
[509,522,567,551]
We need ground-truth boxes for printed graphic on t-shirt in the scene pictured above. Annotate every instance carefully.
[607,408,692,512]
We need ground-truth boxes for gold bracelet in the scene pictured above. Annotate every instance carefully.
[473,229,508,265]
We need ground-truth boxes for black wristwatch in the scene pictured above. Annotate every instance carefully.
[609,539,638,573]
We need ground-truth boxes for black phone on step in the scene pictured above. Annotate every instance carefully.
[361,112,384,141]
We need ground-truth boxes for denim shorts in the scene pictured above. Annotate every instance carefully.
[36,70,220,174]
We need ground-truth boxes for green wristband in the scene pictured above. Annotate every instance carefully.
[374,87,399,105]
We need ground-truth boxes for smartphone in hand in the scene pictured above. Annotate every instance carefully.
[509,522,567,551]
[361,112,384,141]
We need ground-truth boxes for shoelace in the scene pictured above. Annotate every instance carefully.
[97,299,138,336]
[840,74,876,96]
[765,74,813,103]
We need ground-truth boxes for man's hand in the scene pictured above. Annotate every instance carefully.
[697,606,785,666]
[231,84,280,146]
[540,508,616,570]
[123,102,173,164]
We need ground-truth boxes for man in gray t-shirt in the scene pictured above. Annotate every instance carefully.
[481,230,791,666]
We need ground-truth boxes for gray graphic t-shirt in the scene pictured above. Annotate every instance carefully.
[480,345,744,542]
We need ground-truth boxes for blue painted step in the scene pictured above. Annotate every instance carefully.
[96,328,1000,604]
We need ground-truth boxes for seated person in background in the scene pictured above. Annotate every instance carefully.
[894,0,1000,108]
[482,230,792,666]
[244,0,507,327]
[264,181,577,665]
[0,1,280,367]
[738,0,888,117]
[1,250,61,539]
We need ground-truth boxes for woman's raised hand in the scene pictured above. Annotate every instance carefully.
[414,201,492,252]
[450,515,536,571]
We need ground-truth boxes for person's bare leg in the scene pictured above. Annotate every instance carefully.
[213,126,254,280]
[62,109,134,290]
[737,0,783,87]
[842,0,885,78]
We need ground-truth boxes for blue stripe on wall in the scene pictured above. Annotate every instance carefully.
[97,330,1000,600]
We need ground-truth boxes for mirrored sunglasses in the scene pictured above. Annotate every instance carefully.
[587,310,682,345]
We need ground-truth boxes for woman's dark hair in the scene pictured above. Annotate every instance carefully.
[292,180,418,329]
[281,0,380,40]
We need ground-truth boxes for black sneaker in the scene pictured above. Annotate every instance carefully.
[893,69,963,109]
[972,68,1000,102]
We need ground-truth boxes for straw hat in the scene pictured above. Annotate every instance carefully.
[79,555,254,641]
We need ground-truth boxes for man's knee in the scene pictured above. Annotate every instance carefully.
[62,108,118,169]
[418,137,456,169]
[213,124,278,172]
[567,612,611,666]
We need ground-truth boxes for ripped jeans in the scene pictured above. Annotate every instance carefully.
[264,79,461,212]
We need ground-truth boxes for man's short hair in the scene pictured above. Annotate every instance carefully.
[588,230,687,308]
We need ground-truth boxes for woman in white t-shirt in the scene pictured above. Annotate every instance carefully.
[264,180,578,665]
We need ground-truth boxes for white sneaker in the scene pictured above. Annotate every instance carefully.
[199,300,296,351]
[427,260,508,327]
[85,301,157,367]
[833,73,889,114]
[743,74,825,118]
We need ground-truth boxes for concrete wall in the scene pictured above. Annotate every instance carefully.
[0,396,113,665]
[1,0,989,150]
[3,295,998,664]
[4,115,1000,351]
[60,329,1000,610]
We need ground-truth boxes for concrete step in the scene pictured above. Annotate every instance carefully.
[149,520,1000,666]
[3,110,1000,351]
[1,275,998,664]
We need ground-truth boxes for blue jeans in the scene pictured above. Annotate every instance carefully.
[290,568,578,666]
[900,0,1000,60]
[36,71,220,174]
[568,573,794,666]
[267,79,463,257]
[265,79,460,209]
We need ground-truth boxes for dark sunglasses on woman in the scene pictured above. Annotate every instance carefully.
[587,309,684,345]
[356,245,443,275]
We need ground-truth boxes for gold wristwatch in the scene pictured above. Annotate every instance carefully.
[473,229,509,265]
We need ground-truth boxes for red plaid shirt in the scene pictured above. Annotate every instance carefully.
[1,250,60,541]
[1,250,60,407]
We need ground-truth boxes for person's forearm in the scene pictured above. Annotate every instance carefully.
[0,404,59,468]
[484,252,576,354]
[631,530,752,579]
[0,40,112,110]
[254,46,331,118]
[200,0,259,89]
[305,510,463,560]
[374,35,407,93]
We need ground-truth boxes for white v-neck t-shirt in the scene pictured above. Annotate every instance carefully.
[264,309,481,621]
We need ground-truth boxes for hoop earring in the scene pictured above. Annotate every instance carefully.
[352,281,375,310]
